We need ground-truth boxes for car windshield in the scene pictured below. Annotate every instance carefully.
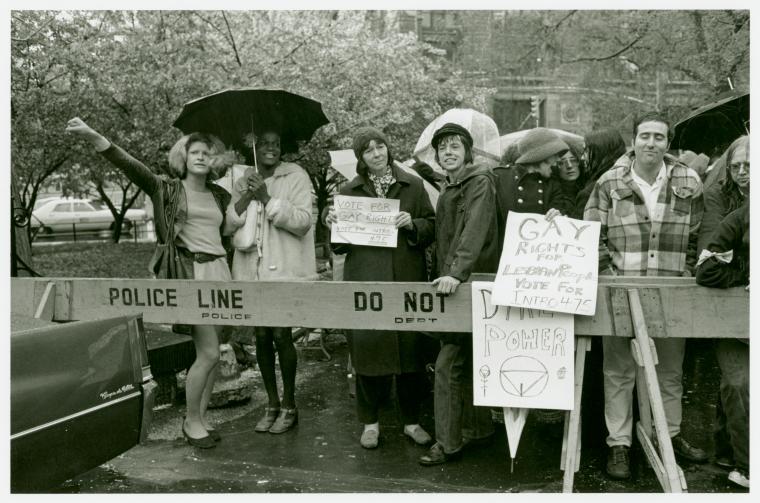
[88,200,106,210]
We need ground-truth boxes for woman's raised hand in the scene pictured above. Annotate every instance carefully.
[65,117,110,150]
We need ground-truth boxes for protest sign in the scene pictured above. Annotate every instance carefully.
[331,195,399,248]
[472,281,574,410]
[491,212,600,316]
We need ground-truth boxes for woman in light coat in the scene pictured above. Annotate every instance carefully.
[225,130,316,434]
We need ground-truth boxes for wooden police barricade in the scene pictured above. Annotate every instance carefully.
[11,276,748,493]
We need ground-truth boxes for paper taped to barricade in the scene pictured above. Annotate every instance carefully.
[491,212,600,316]
[472,281,574,410]
[331,195,399,248]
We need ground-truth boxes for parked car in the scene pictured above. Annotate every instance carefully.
[11,314,156,492]
[31,197,148,234]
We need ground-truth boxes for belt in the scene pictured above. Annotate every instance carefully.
[176,247,226,264]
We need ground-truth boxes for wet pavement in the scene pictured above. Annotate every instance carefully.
[56,336,747,493]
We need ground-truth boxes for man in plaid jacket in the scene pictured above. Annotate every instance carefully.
[584,111,708,480]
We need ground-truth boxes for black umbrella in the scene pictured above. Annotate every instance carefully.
[172,88,330,154]
[671,91,749,154]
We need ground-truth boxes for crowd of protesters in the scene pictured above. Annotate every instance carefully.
[66,108,749,489]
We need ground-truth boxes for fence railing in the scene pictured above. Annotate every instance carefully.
[31,221,155,244]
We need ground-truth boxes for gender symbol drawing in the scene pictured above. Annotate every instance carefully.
[479,365,491,396]
[499,356,549,397]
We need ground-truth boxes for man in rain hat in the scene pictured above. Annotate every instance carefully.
[584,111,707,480]
[493,127,573,249]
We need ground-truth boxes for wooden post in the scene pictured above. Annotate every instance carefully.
[561,335,591,493]
[627,289,685,493]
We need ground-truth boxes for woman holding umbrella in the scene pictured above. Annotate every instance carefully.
[66,117,232,449]
[325,127,437,449]
[225,129,317,435]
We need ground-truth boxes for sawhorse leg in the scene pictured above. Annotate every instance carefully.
[560,335,591,493]
[628,289,687,493]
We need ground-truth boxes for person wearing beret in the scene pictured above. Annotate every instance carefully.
[326,127,438,450]
[493,127,573,250]
[418,122,499,466]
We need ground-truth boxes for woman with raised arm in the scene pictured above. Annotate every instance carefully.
[66,117,231,449]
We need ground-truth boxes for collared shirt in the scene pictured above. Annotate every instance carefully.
[630,162,666,215]
[583,153,703,277]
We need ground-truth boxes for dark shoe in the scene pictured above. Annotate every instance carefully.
[254,407,280,433]
[418,442,462,466]
[715,455,734,469]
[728,469,749,489]
[207,429,221,442]
[182,424,216,449]
[606,445,631,480]
[671,435,708,463]
[269,408,298,434]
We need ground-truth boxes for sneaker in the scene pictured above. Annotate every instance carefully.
[403,425,432,446]
[671,435,708,463]
[606,445,631,480]
[360,428,379,449]
[728,469,749,489]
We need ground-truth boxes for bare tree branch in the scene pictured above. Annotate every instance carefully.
[221,12,242,67]
[560,34,644,63]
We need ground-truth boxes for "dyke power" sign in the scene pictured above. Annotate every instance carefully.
[472,281,574,410]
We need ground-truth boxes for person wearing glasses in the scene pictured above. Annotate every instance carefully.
[696,135,749,487]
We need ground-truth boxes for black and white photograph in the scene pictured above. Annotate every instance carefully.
[5,1,753,495]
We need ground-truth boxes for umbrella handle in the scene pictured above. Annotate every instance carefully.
[250,117,259,174]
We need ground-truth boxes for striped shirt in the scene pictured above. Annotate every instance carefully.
[583,153,703,276]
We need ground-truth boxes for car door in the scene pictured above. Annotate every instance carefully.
[11,315,156,492]
[73,201,111,231]
[46,202,74,232]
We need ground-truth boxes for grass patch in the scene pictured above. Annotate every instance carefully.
[32,242,156,278]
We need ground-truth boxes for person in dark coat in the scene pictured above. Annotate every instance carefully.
[555,139,586,215]
[697,135,748,254]
[695,203,749,489]
[574,128,627,219]
[695,135,750,489]
[493,127,572,250]
[418,122,499,466]
[327,126,438,449]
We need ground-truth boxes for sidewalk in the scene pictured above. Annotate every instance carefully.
[57,336,745,493]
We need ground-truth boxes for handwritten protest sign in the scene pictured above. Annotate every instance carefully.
[472,282,574,410]
[491,212,600,316]
[331,195,399,248]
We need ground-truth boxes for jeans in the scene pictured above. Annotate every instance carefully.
[434,340,493,454]
[714,338,749,472]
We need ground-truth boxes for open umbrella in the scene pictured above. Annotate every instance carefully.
[671,91,749,154]
[173,88,330,154]
[500,128,584,158]
[328,149,440,208]
[413,108,501,174]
